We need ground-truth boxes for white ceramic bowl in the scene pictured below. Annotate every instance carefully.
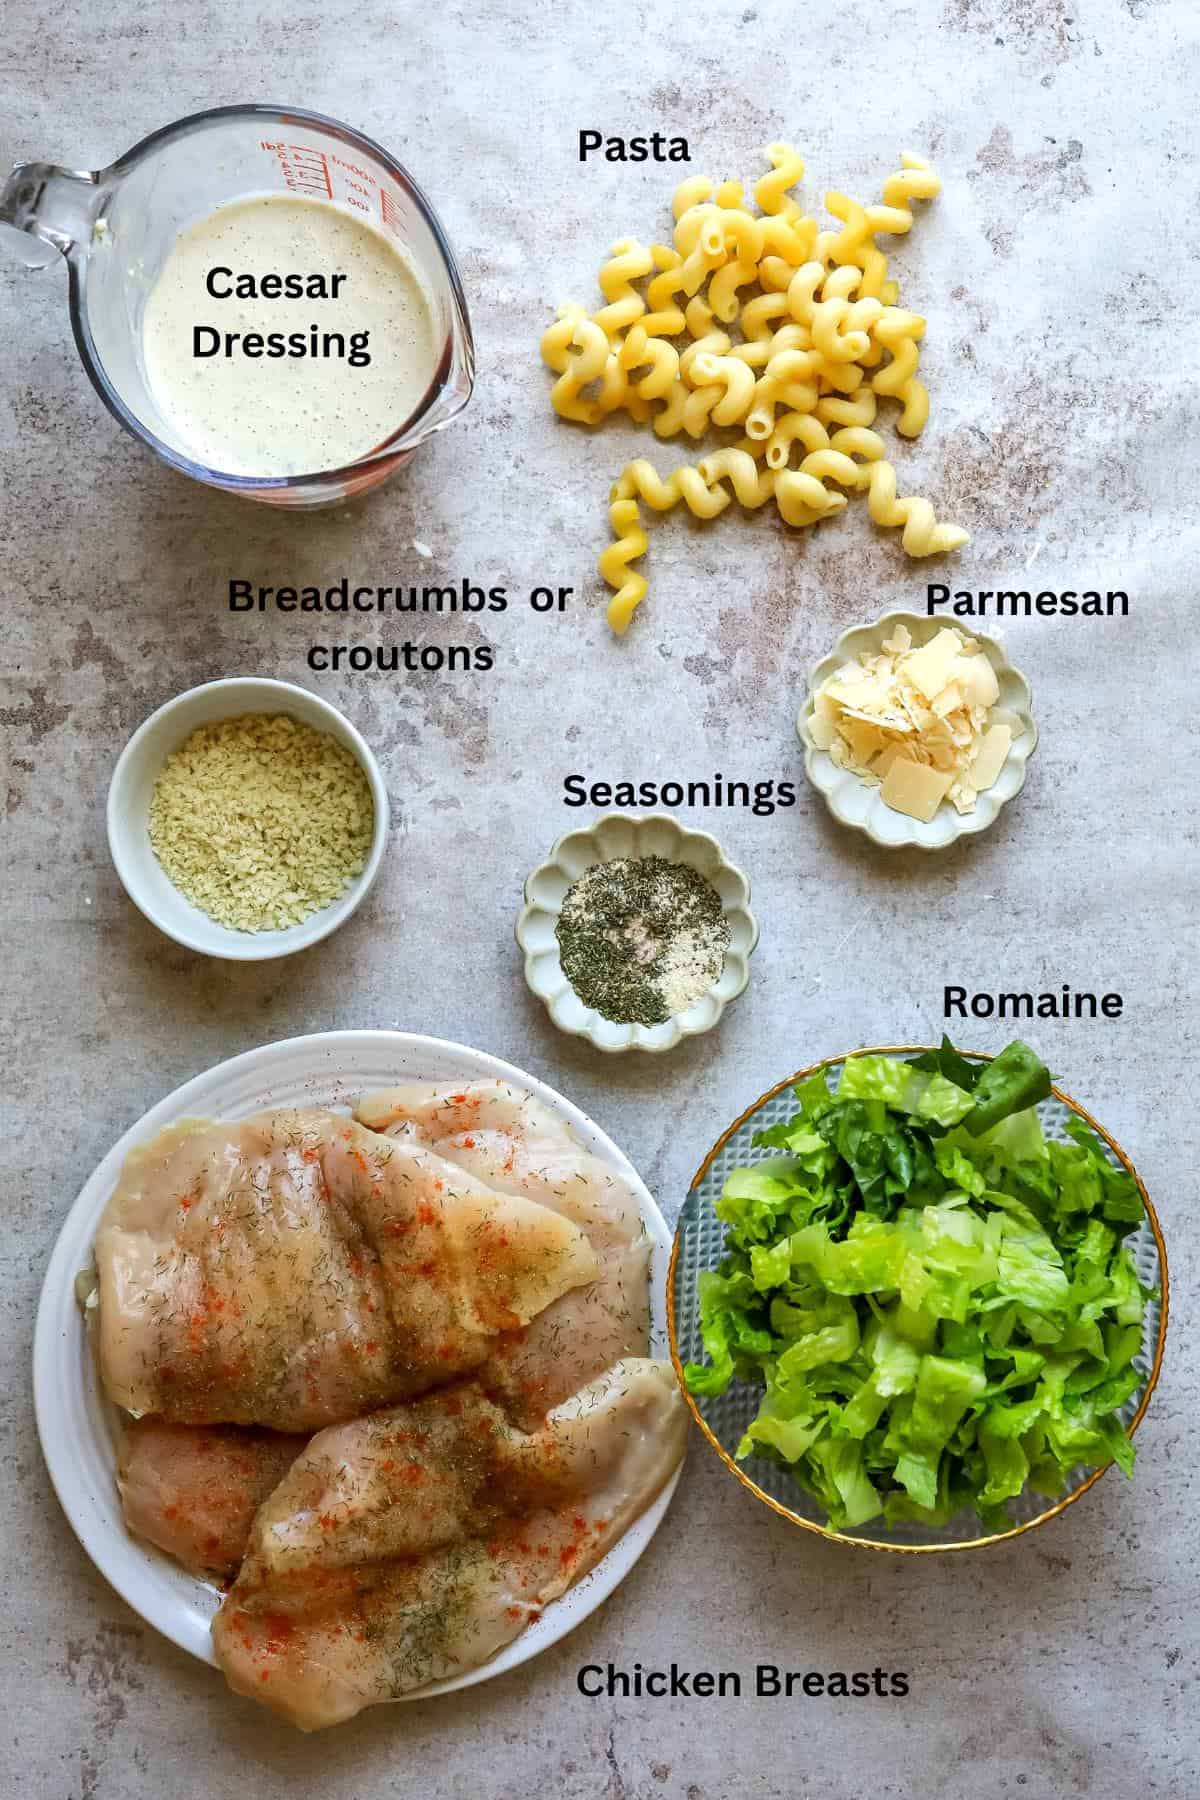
[517,813,759,1053]
[797,611,1038,851]
[107,677,389,960]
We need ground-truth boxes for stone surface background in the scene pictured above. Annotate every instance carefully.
[1,1,1197,1795]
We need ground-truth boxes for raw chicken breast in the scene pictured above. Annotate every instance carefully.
[355,1082,652,1427]
[96,1111,598,1431]
[117,1417,303,1579]
[213,1358,687,1730]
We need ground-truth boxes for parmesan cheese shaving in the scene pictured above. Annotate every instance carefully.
[806,624,1014,821]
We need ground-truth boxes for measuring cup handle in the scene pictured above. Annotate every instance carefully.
[0,161,103,266]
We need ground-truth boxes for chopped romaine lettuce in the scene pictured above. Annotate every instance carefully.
[685,1040,1153,1532]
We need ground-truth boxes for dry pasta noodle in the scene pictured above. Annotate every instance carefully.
[539,144,969,635]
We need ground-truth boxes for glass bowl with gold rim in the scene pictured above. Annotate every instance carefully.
[668,1046,1168,1553]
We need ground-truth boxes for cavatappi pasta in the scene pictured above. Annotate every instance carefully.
[540,145,969,635]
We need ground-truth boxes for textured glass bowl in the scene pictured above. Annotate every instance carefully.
[669,1046,1168,1552]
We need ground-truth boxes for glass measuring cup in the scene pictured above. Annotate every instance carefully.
[0,104,474,506]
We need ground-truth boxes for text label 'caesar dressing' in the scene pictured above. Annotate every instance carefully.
[142,194,436,477]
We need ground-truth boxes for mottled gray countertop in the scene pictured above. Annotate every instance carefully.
[1,1,1197,1795]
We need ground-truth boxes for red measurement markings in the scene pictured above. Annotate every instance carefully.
[380,187,405,234]
[259,140,332,198]
[329,155,374,211]
[330,155,377,186]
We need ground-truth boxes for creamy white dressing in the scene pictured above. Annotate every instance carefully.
[142,194,436,477]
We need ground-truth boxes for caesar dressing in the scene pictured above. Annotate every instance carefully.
[142,194,436,477]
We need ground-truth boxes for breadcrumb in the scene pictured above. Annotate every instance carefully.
[148,712,374,933]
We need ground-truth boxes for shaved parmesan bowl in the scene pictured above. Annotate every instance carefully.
[806,623,1019,822]
[799,613,1038,851]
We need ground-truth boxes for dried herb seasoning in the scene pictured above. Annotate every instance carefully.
[555,855,730,1026]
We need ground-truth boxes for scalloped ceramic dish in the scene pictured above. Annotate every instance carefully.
[517,814,759,1053]
[797,611,1038,851]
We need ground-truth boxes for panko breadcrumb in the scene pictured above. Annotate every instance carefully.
[147,712,375,933]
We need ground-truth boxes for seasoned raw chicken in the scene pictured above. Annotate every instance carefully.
[355,1082,652,1426]
[96,1111,598,1431]
[117,1418,303,1579]
[213,1358,687,1730]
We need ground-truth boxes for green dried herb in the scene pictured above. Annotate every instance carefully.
[555,855,730,1026]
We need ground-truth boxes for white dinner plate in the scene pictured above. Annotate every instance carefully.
[34,1030,681,1697]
